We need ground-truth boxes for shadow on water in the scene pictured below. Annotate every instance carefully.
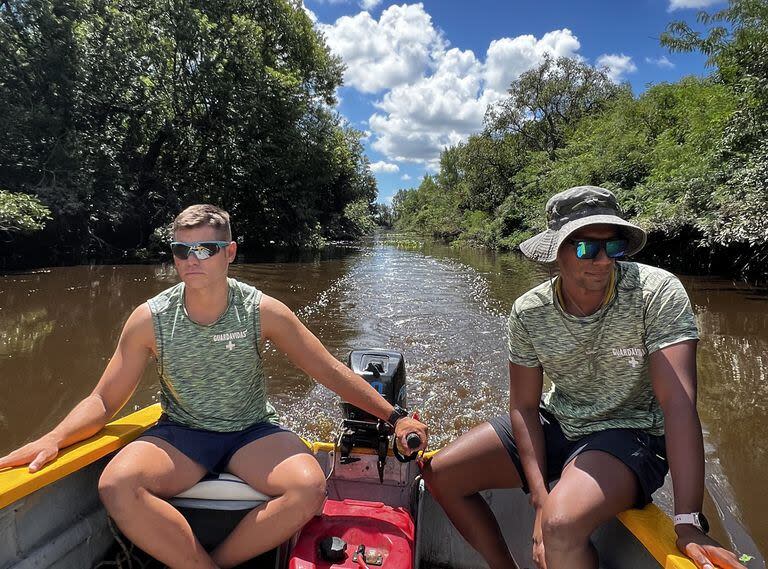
[0,235,765,562]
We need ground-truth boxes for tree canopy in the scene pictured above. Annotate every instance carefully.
[0,0,376,266]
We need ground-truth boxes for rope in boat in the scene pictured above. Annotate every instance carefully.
[93,516,152,569]
[325,419,346,481]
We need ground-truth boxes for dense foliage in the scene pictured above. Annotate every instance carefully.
[0,0,376,267]
[0,189,51,234]
[394,0,768,278]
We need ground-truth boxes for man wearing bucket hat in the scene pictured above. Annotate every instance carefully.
[424,186,745,569]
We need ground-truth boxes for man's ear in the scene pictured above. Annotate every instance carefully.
[227,241,237,263]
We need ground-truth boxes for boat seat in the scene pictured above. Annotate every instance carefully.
[169,472,272,511]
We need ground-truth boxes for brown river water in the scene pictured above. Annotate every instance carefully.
[0,234,766,562]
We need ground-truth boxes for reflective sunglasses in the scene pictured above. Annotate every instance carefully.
[569,238,628,260]
[170,241,231,260]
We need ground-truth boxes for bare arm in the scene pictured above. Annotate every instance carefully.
[260,295,428,451]
[651,340,745,569]
[0,304,155,472]
[509,361,548,568]
[650,340,703,515]
[508,361,547,506]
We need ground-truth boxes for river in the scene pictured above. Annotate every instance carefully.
[0,233,765,562]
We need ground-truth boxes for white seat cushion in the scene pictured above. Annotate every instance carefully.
[170,473,271,511]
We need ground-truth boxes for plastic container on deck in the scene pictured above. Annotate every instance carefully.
[289,499,415,568]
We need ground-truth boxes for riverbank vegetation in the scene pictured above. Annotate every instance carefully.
[393,0,768,279]
[0,0,376,267]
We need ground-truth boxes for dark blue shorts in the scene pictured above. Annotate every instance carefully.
[140,417,291,473]
[488,409,668,508]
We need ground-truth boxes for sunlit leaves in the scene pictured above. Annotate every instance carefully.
[0,190,51,234]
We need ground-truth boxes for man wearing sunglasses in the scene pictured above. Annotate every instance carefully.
[423,186,745,569]
[0,204,428,569]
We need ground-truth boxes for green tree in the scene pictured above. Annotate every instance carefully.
[0,0,375,266]
[485,55,623,160]
[396,56,623,248]
[662,0,768,268]
[0,190,51,234]
[373,203,394,227]
[544,78,735,231]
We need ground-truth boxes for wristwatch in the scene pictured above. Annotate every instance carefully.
[386,404,408,428]
[674,512,710,533]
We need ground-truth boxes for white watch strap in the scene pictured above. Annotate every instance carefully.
[674,513,699,526]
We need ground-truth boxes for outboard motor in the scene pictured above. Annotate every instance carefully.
[287,349,420,569]
[340,349,414,483]
[345,349,406,419]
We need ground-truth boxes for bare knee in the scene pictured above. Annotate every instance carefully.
[423,423,517,503]
[421,455,448,497]
[286,468,326,518]
[421,452,471,502]
[540,503,589,551]
[98,462,147,515]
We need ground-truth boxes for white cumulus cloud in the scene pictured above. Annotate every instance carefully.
[646,55,675,69]
[320,5,585,167]
[369,47,486,167]
[483,29,581,98]
[668,0,721,11]
[318,4,447,93]
[596,53,637,83]
[370,161,400,173]
[401,173,412,181]
[302,2,318,23]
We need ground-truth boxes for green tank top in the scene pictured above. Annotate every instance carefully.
[147,278,278,431]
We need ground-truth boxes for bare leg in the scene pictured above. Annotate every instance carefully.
[541,450,638,569]
[98,437,212,569]
[210,431,326,569]
[422,422,523,569]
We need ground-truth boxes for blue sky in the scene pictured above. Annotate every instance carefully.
[303,0,725,204]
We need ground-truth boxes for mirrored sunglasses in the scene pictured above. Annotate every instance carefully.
[569,238,628,260]
[170,241,230,260]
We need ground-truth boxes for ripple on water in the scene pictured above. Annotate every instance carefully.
[271,239,513,448]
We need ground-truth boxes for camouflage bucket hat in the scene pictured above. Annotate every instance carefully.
[519,185,646,263]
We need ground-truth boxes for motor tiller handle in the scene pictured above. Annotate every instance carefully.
[406,432,421,449]
[393,432,421,462]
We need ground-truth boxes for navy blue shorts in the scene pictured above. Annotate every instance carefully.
[488,409,668,507]
[140,417,291,473]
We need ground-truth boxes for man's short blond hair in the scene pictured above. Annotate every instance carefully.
[172,204,232,241]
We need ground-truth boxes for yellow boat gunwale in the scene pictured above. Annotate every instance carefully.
[0,404,695,568]
[0,404,163,510]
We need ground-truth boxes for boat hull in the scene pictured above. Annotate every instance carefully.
[0,457,112,569]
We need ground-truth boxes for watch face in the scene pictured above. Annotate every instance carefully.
[698,512,710,534]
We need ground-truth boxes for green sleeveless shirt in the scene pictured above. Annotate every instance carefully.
[147,278,278,431]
